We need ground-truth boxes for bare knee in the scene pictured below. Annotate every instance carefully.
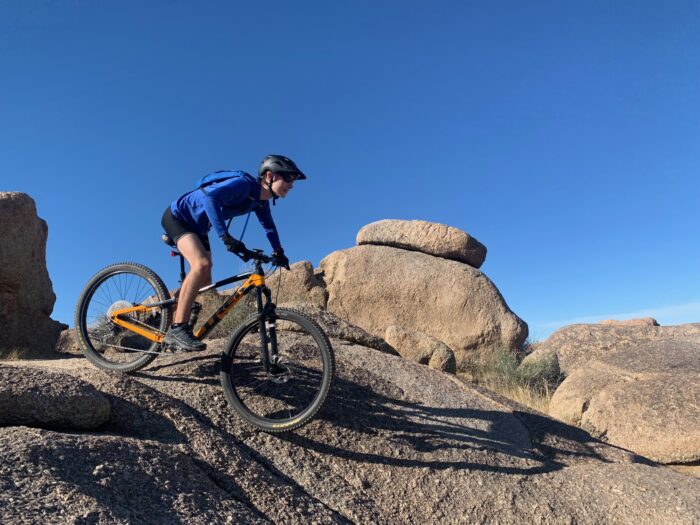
[190,257,212,275]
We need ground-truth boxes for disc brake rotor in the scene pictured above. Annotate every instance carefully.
[106,300,135,322]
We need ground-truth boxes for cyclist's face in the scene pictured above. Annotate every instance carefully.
[269,172,294,197]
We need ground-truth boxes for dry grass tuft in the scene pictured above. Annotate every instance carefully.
[459,340,563,413]
[0,346,34,361]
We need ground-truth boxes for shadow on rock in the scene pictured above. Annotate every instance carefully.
[268,371,551,474]
[99,392,189,445]
[132,355,221,387]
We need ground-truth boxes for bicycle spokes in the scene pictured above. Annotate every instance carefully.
[227,316,329,423]
[79,268,169,366]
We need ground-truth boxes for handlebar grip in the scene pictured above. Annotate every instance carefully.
[234,248,273,264]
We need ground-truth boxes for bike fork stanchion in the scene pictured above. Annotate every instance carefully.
[261,287,279,361]
[256,287,271,373]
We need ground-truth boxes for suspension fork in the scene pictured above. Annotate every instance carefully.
[255,286,278,373]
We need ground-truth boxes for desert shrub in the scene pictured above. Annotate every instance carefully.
[459,340,564,413]
[517,352,563,394]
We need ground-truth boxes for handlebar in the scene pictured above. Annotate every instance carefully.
[232,247,273,265]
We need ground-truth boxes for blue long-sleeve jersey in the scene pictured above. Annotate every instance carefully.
[170,171,281,251]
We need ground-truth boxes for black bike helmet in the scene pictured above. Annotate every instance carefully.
[258,155,306,180]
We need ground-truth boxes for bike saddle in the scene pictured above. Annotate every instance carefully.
[161,233,177,248]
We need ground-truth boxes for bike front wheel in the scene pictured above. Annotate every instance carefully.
[220,308,335,433]
[74,262,171,373]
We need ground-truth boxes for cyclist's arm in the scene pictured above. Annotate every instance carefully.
[254,201,282,252]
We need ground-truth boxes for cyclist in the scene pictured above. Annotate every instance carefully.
[160,154,305,352]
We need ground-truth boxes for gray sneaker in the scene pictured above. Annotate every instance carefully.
[163,324,206,352]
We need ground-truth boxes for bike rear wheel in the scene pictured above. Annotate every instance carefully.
[74,262,171,373]
[220,308,334,433]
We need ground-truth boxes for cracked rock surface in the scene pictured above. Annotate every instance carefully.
[1,339,698,524]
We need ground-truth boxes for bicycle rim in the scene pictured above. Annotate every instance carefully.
[75,263,170,372]
[221,308,334,432]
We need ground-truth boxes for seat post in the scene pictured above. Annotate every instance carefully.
[162,233,187,285]
[179,254,186,284]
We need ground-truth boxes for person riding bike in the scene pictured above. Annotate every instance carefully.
[160,154,306,352]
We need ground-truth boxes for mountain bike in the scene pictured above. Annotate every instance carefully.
[74,238,335,433]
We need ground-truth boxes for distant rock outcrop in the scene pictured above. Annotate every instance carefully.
[267,260,328,308]
[522,322,700,375]
[599,317,659,327]
[549,339,700,465]
[321,234,527,370]
[55,328,81,355]
[0,192,65,356]
[279,302,397,355]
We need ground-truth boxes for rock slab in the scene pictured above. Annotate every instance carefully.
[0,365,110,430]
[357,219,487,268]
[2,345,698,524]
[384,325,456,373]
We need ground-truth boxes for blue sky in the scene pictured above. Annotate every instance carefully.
[1,1,698,340]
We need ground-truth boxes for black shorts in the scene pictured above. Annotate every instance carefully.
[161,207,211,252]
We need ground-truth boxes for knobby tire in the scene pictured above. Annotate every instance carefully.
[74,262,171,373]
[220,308,334,433]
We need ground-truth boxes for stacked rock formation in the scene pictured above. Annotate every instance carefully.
[320,219,528,370]
[0,192,65,356]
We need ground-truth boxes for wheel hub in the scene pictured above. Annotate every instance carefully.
[267,357,290,383]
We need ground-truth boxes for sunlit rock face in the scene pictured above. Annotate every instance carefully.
[0,192,65,356]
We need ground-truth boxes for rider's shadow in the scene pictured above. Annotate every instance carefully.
[125,347,639,476]
[131,355,221,386]
[276,365,630,475]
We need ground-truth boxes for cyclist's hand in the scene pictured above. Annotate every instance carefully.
[221,234,250,260]
[271,248,290,270]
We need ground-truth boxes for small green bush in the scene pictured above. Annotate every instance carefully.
[517,352,564,394]
[460,341,564,412]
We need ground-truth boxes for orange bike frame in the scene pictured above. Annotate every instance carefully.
[109,273,266,343]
